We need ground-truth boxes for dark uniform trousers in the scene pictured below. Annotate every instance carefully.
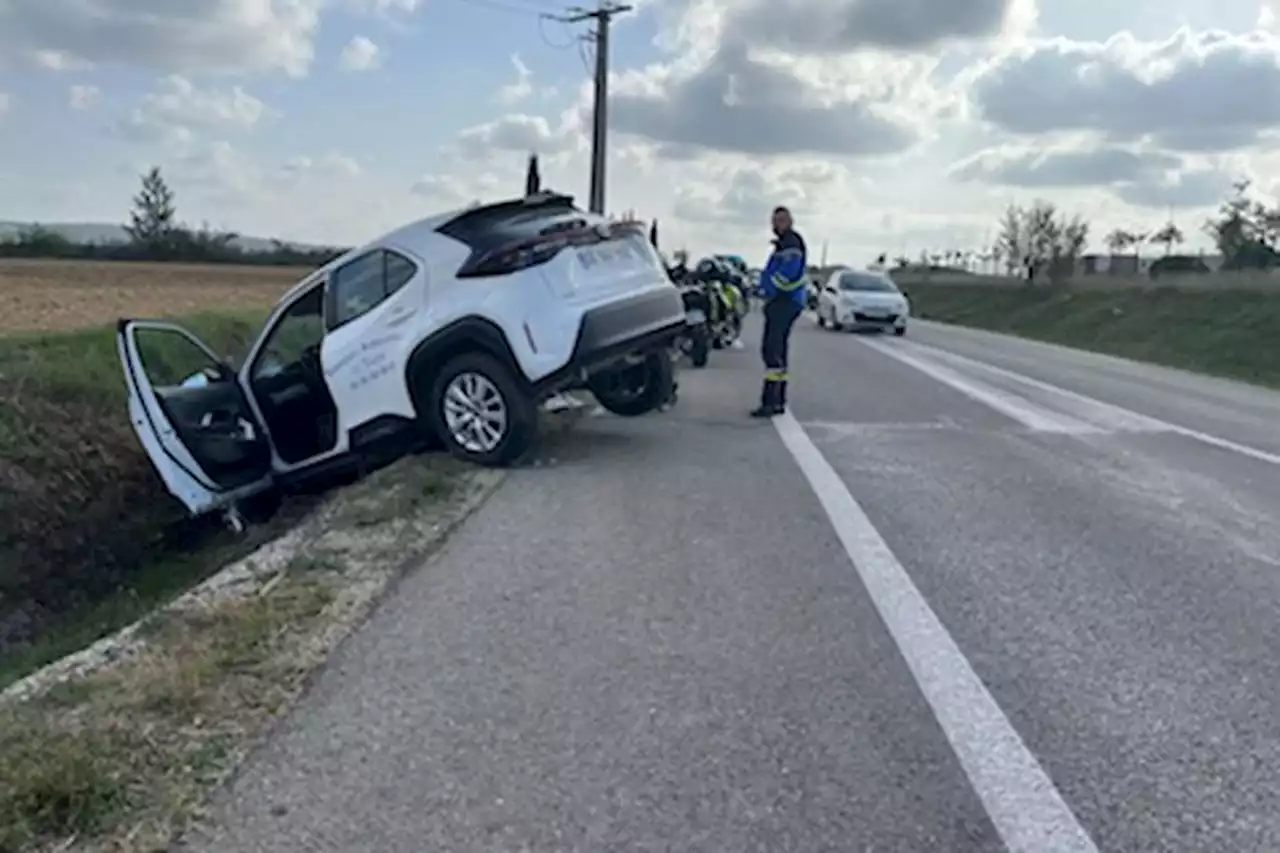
[760,296,802,410]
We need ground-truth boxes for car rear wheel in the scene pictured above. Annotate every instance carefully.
[588,351,674,417]
[429,352,537,466]
[893,325,906,337]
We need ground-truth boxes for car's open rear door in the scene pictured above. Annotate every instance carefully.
[116,319,274,518]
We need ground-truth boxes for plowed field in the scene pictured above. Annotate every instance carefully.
[0,259,314,334]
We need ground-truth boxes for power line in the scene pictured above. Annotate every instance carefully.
[575,31,595,73]
[537,13,578,48]
[547,1,632,214]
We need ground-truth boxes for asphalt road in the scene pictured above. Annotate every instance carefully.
[181,313,1280,853]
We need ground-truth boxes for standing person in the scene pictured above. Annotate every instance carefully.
[752,206,807,418]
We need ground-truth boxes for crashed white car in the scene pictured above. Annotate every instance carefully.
[117,192,686,521]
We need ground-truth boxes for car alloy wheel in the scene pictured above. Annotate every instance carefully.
[442,371,508,453]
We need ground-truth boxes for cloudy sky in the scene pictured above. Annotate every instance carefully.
[1,0,1278,263]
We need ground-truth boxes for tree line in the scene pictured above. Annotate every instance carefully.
[882,177,1280,282]
[0,166,349,267]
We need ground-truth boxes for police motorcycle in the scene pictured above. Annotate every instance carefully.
[665,254,714,368]
[692,257,746,350]
[713,254,753,315]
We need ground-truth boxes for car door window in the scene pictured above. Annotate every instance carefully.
[135,326,226,388]
[252,286,325,381]
[328,249,419,330]
[129,324,270,490]
[386,251,416,294]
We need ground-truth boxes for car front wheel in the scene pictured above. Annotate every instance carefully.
[588,350,675,417]
[429,352,537,466]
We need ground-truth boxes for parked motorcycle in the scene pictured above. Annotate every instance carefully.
[677,281,713,367]
[666,261,714,368]
[693,258,745,350]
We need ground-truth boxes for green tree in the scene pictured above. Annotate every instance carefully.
[1104,228,1134,255]
[124,166,178,253]
[1150,222,1184,255]
[995,204,1026,274]
[1204,179,1280,270]
[999,201,1089,283]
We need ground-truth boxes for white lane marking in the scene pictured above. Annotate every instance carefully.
[858,338,1101,434]
[773,411,1100,853]
[902,339,1280,467]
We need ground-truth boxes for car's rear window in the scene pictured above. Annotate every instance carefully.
[436,194,583,253]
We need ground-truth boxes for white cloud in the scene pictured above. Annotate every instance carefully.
[346,0,424,15]
[968,28,1280,151]
[121,76,268,143]
[949,143,1233,209]
[8,0,1280,262]
[1,0,324,77]
[1261,0,1278,32]
[500,54,534,103]
[30,49,93,71]
[68,84,100,111]
[339,36,382,71]
[281,153,363,179]
[456,113,581,158]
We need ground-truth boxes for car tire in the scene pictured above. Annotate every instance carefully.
[893,325,906,337]
[832,320,844,331]
[588,351,675,417]
[817,311,827,328]
[428,352,537,466]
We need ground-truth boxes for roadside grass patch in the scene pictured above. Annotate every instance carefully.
[907,284,1280,388]
[0,575,334,852]
[0,453,504,852]
[0,309,275,684]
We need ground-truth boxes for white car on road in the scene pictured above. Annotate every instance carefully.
[116,191,686,523]
[815,268,910,335]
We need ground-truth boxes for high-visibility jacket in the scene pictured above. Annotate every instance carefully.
[760,229,807,307]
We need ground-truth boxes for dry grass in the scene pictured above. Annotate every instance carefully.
[0,577,336,852]
[0,455,505,853]
[0,259,313,334]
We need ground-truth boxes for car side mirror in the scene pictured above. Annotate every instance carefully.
[898,289,909,299]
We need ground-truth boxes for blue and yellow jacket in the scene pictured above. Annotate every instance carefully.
[760,229,808,307]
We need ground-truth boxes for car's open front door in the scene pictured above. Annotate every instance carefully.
[116,319,274,518]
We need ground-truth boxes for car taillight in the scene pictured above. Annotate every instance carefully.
[458,220,647,278]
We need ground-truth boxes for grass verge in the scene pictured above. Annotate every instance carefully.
[907,283,1280,388]
[0,310,274,685]
[0,453,505,853]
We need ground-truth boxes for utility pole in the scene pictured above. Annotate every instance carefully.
[552,1,631,214]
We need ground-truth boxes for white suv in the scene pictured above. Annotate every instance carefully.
[117,192,686,521]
